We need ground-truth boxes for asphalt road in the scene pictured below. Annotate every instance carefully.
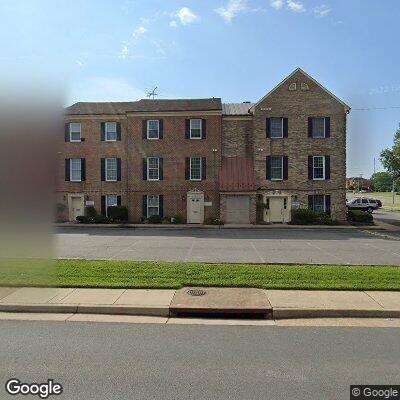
[374,209,400,227]
[0,320,399,400]
[56,227,400,265]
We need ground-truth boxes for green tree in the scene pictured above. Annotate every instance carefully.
[370,172,393,192]
[380,129,400,179]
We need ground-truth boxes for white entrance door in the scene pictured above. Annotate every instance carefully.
[226,196,250,224]
[70,196,84,221]
[187,192,204,224]
[269,197,284,223]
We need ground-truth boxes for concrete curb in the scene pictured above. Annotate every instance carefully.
[272,308,400,319]
[1,303,400,320]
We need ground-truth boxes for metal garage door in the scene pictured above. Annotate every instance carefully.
[226,196,250,224]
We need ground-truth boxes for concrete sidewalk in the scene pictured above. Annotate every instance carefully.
[0,286,399,319]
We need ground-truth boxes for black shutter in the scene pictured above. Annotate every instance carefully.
[325,117,330,138]
[101,123,105,141]
[283,118,288,138]
[101,158,105,181]
[266,156,271,180]
[308,195,314,211]
[308,155,313,180]
[201,157,206,180]
[65,123,70,142]
[185,119,190,139]
[201,119,206,139]
[308,118,313,137]
[185,157,190,180]
[101,196,106,216]
[159,120,163,139]
[142,120,147,139]
[117,195,121,206]
[117,123,121,141]
[283,156,288,180]
[65,159,70,181]
[142,195,147,218]
[159,195,164,218]
[325,195,331,215]
[117,158,121,181]
[81,158,86,181]
[159,158,163,180]
[143,158,147,180]
[325,155,330,180]
[266,118,270,138]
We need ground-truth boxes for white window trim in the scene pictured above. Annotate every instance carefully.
[105,157,117,182]
[190,119,202,139]
[312,195,326,213]
[105,122,117,142]
[69,123,81,142]
[270,156,283,181]
[147,194,159,218]
[147,120,160,140]
[312,117,326,138]
[190,157,202,181]
[70,158,82,182]
[147,157,160,181]
[270,117,284,139]
[313,156,325,180]
[106,194,118,216]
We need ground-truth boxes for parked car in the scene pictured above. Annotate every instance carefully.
[368,198,382,208]
[346,198,379,213]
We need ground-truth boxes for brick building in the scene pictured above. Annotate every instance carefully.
[58,68,350,223]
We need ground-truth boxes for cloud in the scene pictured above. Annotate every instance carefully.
[132,26,147,39]
[286,0,305,12]
[174,7,199,25]
[270,0,284,10]
[118,44,129,59]
[169,20,178,28]
[215,0,248,22]
[313,4,331,17]
[75,60,84,67]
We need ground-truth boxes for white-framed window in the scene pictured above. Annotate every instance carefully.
[106,194,118,216]
[313,195,326,213]
[105,122,117,141]
[270,117,283,139]
[147,195,159,217]
[311,117,325,138]
[313,156,325,180]
[147,157,160,181]
[70,158,82,181]
[147,120,159,139]
[190,157,202,181]
[190,119,202,139]
[270,156,283,180]
[105,158,117,181]
[70,123,81,142]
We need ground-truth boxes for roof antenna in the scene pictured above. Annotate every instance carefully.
[146,87,158,100]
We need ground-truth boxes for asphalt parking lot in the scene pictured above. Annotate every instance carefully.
[56,227,400,266]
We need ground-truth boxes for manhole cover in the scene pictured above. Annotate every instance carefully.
[187,289,207,297]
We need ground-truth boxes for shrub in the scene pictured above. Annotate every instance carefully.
[172,213,185,224]
[290,208,339,225]
[107,206,128,222]
[147,215,162,224]
[347,210,373,224]
[76,215,88,223]
[93,215,110,224]
[162,217,171,224]
[204,217,224,225]
[85,206,97,218]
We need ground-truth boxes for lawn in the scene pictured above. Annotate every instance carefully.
[0,259,399,291]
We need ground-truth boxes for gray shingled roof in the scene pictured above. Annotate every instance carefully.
[65,98,222,115]
[222,103,254,115]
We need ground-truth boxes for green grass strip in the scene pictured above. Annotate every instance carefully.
[0,259,399,291]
